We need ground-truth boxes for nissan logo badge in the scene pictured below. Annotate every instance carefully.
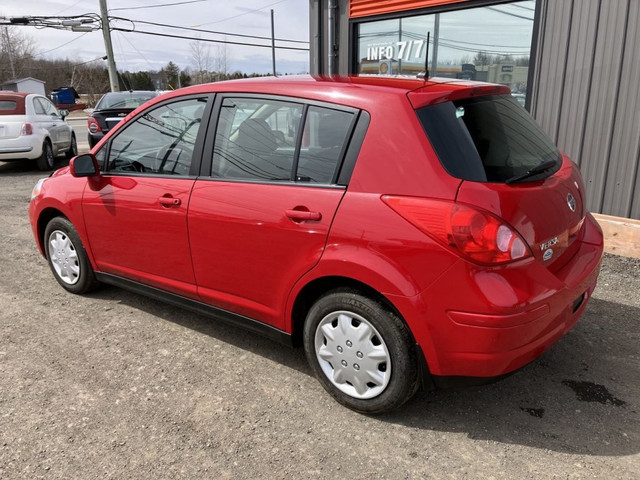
[567,193,576,212]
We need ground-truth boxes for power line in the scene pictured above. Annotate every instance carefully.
[193,0,289,27]
[110,0,210,12]
[35,31,90,56]
[486,7,534,21]
[113,17,308,44]
[53,0,86,15]
[509,3,536,12]
[111,27,309,51]
[116,30,157,71]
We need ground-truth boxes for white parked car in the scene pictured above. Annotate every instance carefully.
[0,91,77,170]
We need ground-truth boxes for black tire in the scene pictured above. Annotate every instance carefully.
[65,133,78,159]
[44,217,99,294]
[303,289,419,414]
[36,140,55,171]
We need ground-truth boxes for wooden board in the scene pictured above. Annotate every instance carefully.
[592,213,640,259]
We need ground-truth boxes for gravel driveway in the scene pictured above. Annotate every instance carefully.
[1,158,638,479]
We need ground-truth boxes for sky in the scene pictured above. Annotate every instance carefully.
[1,0,310,75]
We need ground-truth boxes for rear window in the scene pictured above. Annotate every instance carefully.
[417,95,561,183]
[96,92,156,110]
[0,97,25,115]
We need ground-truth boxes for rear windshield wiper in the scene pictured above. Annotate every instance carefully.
[506,158,558,184]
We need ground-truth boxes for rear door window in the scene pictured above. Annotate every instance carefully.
[417,95,560,183]
[213,98,302,181]
[297,107,354,184]
[212,97,356,185]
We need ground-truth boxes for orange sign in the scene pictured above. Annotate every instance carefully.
[350,0,471,18]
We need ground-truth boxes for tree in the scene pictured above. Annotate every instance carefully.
[473,51,493,69]
[0,25,37,82]
[190,40,212,84]
[163,61,180,89]
[127,71,154,90]
[213,44,228,81]
[179,69,191,88]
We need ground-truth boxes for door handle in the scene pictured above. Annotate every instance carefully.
[285,209,322,222]
[159,196,181,207]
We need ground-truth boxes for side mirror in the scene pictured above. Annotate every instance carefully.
[70,153,100,177]
[58,109,69,119]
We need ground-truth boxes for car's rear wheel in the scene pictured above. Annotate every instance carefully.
[65,134,78,159]
[44,217,98,294]
[303,289,419,414]
[36,140,54,171]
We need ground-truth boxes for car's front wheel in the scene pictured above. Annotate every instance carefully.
[303,289,419,414]
[36,140,54,171]
[44,217,98,294]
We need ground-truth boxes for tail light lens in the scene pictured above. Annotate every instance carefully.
[20,123,33,135]
[382,196,532,265]
[87,116,101,133]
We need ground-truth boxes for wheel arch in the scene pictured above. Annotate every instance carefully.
[289,276,413,348]
[36,207,68,257]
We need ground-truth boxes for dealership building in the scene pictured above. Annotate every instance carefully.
[309,0,640,223]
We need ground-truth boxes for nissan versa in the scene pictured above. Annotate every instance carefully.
[29,76,603,413]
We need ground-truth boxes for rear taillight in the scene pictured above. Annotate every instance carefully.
[382,196,532,265]
[20,123,33,135]
[87,116,101,133]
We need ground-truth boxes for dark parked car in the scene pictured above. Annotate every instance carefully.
[87,90,157,147]
[30,76,603,413]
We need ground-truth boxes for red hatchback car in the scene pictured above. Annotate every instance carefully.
[29,76,603,413]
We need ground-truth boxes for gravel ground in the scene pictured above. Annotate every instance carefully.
[1,158,639,479]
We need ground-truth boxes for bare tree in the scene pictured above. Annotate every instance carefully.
[0,25,37,82]
[213,43,228,81]
[190,40,212,84]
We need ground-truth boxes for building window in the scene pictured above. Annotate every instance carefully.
[355,1,536,105]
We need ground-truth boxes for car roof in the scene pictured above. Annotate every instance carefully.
[0,91,30,99]
[101,90,157,96]
[0,92,29,114]
[152,75,511,111]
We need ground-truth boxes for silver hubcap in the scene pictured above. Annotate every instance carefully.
[48,230,80,285]
[314,310,391,399]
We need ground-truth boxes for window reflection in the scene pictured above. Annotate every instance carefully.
[356,1,536,105]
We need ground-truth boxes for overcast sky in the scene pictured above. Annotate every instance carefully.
[1,0,310,74]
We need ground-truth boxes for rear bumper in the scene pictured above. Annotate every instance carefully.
[88,131,104,143]
[391,213,604,378]
[0,136,41,160]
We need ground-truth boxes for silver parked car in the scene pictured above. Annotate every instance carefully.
[0,91,77,170]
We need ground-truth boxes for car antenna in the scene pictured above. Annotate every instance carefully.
[417,32,430,80]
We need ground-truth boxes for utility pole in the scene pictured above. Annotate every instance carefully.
[99,0,119,91]
[432,13,440,76]
[2,27,17,78]
[270,9,276,76]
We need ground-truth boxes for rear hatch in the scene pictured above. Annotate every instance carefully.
[415,92,586,270]
[93,109,131,133]
[93,91,157,133]
[0,95,26,140]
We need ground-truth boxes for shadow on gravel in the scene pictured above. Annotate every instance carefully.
[87,285,639,457]
[0,158,69,175]
[386,297,639,457]
[87,285,312,376]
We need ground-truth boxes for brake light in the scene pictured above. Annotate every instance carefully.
[382,196,532,265]
[87,116,101,133]
[20,123,33,135]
